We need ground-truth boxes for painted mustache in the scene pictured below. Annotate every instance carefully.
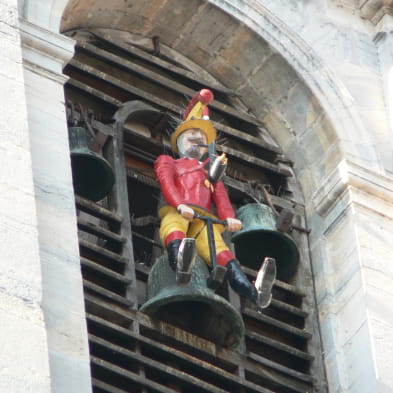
[187,136,206,146]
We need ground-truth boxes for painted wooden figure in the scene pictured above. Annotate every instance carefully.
[155,89,276,309]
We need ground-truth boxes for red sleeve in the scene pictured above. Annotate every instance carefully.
[155,155,186,208]
[212,181,235,220]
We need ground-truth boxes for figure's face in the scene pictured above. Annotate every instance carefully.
[177,128,208,159]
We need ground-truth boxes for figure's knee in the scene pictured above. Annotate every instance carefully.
[216,249,235,266]
[194,232,234,267]
[159,206,188,245]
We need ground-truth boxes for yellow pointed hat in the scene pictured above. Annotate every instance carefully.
[171,89,216,153]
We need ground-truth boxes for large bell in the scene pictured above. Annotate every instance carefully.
[140,255,245,349]
[69,126,115,202]
[232,203,299,280]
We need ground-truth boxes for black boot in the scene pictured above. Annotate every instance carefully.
[166,239,182,271]
[225,260,257,303]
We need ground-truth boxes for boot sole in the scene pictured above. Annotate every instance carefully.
[255,257,276,309]
[176,238,196,285]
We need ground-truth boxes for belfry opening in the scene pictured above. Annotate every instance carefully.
[60,1,330,391]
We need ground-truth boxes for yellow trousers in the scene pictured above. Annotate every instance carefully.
[159,206,232,267]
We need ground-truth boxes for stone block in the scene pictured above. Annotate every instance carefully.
[338,67,384,109]
[0,39,24,80]
[157,6,200,46]
[368,316,393,391]
[0,1,18,32]
[35,198,78,249]
[343,322,377,393]
[336,283,367,344]
[24,68,68,103]
[0,143,35,196]
[31,141,73,194]
[174,2,239,53]
[215,24,272,76]
[318,311,338,357]
[364,268,393,297]
[301,127,327,166]
[248,53,299,110]
[276,81,318,138]
[359,108,393,171]
[0,292,51,393]
[208,56,246,90]
[324,348,348,393]
[0,215,42,303]
[263,110,296,150]
[297,168,318,207]
[322,314,376,393]
[48,351,92,393]
[0,75,30,149]
[309,238,332,304]
[330,248,360,297]
[28,106,69,142]
[324,211,360,271]
[286,139,308,172]
[356,210,393,277]
[310,114,339,155]
[44,310,89,359]
[366,279,393,324]
[235,83,271,118]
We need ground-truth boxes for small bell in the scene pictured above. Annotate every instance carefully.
[68,126,115,202]
[232,203,299,280]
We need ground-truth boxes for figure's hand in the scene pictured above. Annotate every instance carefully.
[226,218,242,232]
[177,204,195,221]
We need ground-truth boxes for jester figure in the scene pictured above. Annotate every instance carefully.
[155,89,276,309]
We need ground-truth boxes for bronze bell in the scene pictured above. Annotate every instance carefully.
[232,203,299,280]
[68,126,115,202]
[140,254,245,349]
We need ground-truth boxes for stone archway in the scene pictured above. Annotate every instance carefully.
[58,2,387,393]
[18,0,383,207]
[58,0,345,391]
[17,0,392,391]
[59,0,382,174]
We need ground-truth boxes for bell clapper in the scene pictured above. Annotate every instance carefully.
[206,265,227,290]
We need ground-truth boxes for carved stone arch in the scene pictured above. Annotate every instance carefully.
[18,0,383,187]
[59,0,382,172]
[18,0,69,31]
[13,0,393,391]
[56,1,342,391]
[17,0,381,205]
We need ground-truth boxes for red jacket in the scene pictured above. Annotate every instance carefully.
[155,155,235,220]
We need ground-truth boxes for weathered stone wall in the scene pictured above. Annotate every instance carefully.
[5,0,393,392]
[20,19,93,393]
[0,0,51,391]
[0,1,92,392]
[310,160,393,392]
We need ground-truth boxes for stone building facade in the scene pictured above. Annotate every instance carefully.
[1,0,393,392]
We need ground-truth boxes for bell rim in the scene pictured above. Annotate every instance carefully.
[70,152,115,201]
[140,285,245,348]
[232,226,300,260]
[141,285,242,315]
[232,227,300,280]
[233,225,296,244]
